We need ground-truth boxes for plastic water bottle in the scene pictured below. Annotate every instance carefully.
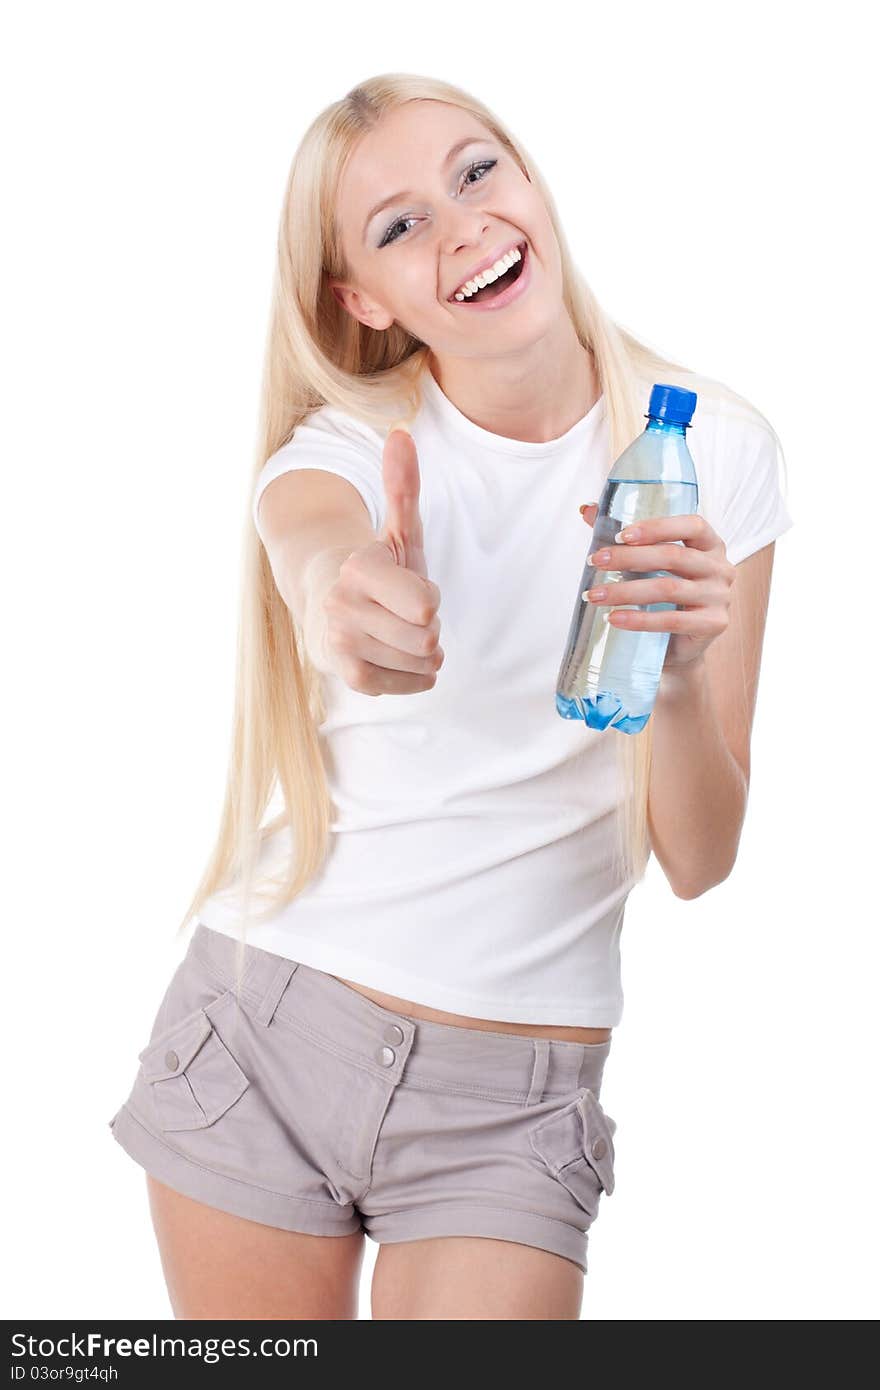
[555,383,699,734]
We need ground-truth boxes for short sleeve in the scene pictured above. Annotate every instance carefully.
[253,404,385,542]
[712,406,794,566]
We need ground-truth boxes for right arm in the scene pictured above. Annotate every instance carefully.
[257,469,376,672]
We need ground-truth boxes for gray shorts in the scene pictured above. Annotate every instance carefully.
[108,922,618,1275]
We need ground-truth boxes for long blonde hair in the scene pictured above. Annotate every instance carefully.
[175,73,787,996]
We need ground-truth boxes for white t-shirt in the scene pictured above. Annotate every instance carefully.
[197,368,794,1026]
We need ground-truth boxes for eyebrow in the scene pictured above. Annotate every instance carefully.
[362,136,491,243]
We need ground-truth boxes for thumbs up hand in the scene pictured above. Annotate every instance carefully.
[319,427,444,696]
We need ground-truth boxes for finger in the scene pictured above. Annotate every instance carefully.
[330,583,439,658]
[586,541,707,574]
[585,576,697,605]
[340,658,440,697]
[332,619,444,676]
[608,605,713,634]
[381,427,428,578]
[340,542,441,627]
[611,514,718,550]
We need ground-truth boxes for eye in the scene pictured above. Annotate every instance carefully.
[379,215,418,248]
[378,159,498,248]
[461,158,496,188]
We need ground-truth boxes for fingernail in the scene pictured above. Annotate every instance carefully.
[387,419,413,438]
[615,527,640,542]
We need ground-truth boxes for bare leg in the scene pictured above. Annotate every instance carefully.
[146,1174,365,1319]
[371,1235,584,1320]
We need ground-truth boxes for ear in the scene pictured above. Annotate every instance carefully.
[329,278,393,331]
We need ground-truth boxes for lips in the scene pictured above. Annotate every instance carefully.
[446,240,528,303]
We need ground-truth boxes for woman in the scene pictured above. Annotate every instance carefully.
[107,74,793,1320]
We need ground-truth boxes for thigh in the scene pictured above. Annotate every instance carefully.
[146,1175,365,1320]
[371,1235,584,1320]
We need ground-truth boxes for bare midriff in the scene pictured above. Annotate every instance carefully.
[329,974,612,1045]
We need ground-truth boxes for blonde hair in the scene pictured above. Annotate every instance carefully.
[175,73,788,999]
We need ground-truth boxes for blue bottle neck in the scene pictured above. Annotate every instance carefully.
[645,415,688,437]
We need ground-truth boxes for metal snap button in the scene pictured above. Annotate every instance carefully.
[378,1045,396,1067]
[164,1050,179,1071]
[591,1136,608,1161]
[384,1023,405,1045]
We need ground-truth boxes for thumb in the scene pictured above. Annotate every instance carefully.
[380,425,428,580]
[579,502,599,524]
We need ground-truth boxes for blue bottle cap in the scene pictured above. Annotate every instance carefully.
[647,383,698,426]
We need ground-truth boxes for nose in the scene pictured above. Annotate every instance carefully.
[440,219,492,296]
[440,216,491,257]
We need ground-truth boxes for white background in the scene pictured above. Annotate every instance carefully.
[4,0,876,1321]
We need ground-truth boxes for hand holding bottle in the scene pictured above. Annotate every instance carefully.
[578,498,735,671]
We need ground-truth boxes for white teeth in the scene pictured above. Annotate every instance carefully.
[453,245,522,301]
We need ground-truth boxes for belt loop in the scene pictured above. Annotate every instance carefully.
[525,1038,550,1105]
[255,959,299,1028]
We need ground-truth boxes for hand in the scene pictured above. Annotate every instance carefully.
[321,428,444,695]
[578,502,736,670]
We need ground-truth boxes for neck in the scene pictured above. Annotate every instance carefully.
[428,322,600,444]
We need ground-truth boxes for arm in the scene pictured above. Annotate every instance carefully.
[257,469,377,670]
[647,541,775,898]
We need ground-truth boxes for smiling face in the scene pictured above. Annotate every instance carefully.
[329,100,564,359]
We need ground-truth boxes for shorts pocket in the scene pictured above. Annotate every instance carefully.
[528,1087,617,1221]
[137,993,250,1132]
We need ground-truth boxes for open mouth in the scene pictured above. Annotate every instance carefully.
[451,242,528,304]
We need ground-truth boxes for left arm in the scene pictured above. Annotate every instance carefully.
[580,508,776,898]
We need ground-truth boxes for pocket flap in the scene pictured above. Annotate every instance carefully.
[529,1087,617,1196]
[138,1008,213,1083]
